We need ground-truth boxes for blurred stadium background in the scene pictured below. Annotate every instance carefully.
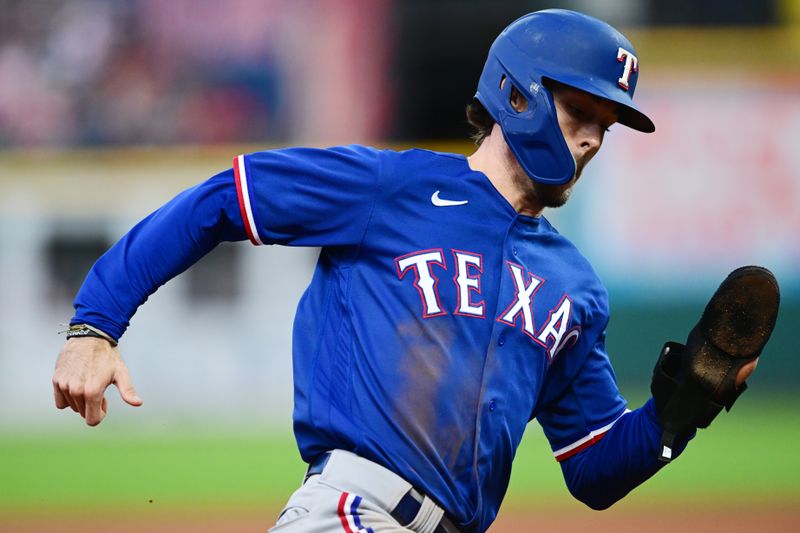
[1,0,798,531]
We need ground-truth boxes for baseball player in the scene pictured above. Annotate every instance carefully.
[53,9,779,533]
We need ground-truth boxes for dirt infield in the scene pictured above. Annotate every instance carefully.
[3,506,798,533]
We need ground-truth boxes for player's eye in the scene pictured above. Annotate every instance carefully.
[568,104,585,118]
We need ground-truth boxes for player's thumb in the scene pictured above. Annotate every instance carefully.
[114,367,143,407]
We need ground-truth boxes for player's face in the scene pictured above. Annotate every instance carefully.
[550,82,618,178]
[529,83,620,207]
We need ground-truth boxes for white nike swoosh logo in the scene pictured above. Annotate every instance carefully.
[431,190,468,207]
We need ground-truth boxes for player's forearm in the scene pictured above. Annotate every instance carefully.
[72,169,247,340]
[560,397,691,510]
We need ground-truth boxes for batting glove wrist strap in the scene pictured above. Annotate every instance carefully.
[651,341,741,462]
[650,266,780,463]
[63,323,119,347]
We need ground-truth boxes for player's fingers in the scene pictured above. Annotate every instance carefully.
[84,384,107,427]
[53,380,70,410]
[114,367,143,407]
[60,383,79,413]
[736,357,759,387]
[68,382,87,418]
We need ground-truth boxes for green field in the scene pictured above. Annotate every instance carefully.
[2,396,798,523]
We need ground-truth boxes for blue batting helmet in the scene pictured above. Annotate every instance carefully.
[475,9,655,185]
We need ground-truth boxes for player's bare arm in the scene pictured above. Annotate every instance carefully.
[53,336,142,426]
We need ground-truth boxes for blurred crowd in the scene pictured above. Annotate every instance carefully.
[0,0,785,147]
[0,0,390,147]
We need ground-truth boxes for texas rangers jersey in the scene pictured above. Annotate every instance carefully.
[231,145,627,531]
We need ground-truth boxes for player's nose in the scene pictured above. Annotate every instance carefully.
[577,123,603,156]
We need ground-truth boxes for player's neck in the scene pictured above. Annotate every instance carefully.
[467,128,544,217]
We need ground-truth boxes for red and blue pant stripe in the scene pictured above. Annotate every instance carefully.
[337,491,374,533]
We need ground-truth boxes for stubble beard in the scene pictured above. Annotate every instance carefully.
[532,157,586,208]
[532,177,575,208]
[509,147,582,211]
[514,167,575,211]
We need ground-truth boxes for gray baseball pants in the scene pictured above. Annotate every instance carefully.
[269,450,451,533]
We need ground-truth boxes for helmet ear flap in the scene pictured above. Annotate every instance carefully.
[500,81,576,185]
[475,36,574,185]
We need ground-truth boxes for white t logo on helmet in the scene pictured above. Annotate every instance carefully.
[616,47,638,91]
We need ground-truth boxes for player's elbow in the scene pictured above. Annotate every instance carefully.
[561,454,627,510]
[576,494,620,511]
[565,480,622,511]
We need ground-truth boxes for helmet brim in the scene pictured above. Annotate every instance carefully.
[542,74,656,134]
[618,104,655,133]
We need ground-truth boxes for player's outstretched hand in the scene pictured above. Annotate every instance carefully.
[53,338,143,426]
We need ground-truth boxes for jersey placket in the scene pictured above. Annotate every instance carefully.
[472,216,549,512]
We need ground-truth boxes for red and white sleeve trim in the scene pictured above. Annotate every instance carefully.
[233,155,264,245]
[553,409,631,462]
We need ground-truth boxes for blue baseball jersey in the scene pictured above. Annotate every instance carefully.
[74,145,677,532]
[232,146,626,529]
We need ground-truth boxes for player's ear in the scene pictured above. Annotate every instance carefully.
[510,86,528,113]
[498,76,528,113]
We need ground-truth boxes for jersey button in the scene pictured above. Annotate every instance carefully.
[512,246,518,256]
[497,335,505,346]
[489,399,496,412]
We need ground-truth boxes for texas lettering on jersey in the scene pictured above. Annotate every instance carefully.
[395,247,580,361]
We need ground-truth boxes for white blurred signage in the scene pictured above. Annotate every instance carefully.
[575,80,800,295]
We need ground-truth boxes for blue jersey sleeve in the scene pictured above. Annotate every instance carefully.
[234,145,380,248]
[536,330,629,462]
[536,320,693,509]
[558,397,691,510]
[72,169,247,340]
[71,145,381,340]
